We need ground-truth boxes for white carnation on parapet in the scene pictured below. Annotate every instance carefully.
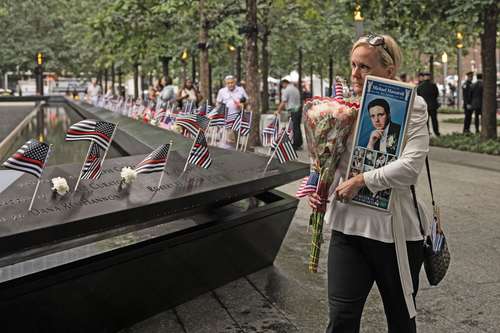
[120,167,137,184]
[150,118,159,126]
[51,177,70,196]
[173,124,183,133]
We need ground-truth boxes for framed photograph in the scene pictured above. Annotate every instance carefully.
[346,76,416,211]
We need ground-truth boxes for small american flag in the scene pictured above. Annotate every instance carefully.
[198,101,212,115]
[225,109,239,129]
[135,143,171,174]
[207,104,226,127]
[274,130,298,164]
[334,81,344,99]
[262,116,279,146]
[2,139,50,178]
[155,108,166,121]
[239,111,252,136]
[231,111,242,131]
[187,130,212,169]
[285,118,293,142]
[80,142,103,180]
[66,119,116,150]
[296,171,320,198]
[176,114,210,136]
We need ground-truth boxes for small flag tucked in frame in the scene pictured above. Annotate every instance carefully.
[135,144,171,174]
[80,142,103,180]
[66,119,116,150]
[2,139,50,178]
[296,171,320,198]
[187,130,212,169]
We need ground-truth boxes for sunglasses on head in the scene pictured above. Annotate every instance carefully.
[362,34,395,64]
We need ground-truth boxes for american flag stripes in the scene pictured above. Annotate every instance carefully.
[286,118,293,142]
[334,81,344,99]
[225,110,239,129]
[187,130,212,169]
[207,104,226,127]
[274,130,298,164]
[80,142,103,180]
[2,139,50,178]
[176,114,210,136]
[296,171,320,198]
[262,116,279,146]
[231,111,242,131]
[239,111,252,136]
[135,144,171,174]
[66,119,116,150]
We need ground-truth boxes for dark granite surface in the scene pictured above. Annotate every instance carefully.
[0,102,36,142]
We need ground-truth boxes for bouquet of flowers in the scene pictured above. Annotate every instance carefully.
[303,96,359,272]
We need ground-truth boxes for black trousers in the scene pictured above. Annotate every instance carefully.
[464,107,481,133]
[290,110,303,149]
[427,108,440,136]
[325,231,424,333]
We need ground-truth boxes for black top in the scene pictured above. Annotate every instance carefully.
[470,80,483,111]
[462,79,473,106]
[417,79,439,111]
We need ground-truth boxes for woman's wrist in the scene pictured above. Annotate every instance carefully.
[356,174,366,187]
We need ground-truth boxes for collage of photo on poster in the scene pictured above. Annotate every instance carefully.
[346,76,416,211]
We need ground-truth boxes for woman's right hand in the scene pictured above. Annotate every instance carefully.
[309,192,326,210]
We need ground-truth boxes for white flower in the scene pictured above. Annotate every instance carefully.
[51,177,70,195]
[173,124,183,133]
[150,118,159,126]
[387,134,396,147]
[120,167,137,184]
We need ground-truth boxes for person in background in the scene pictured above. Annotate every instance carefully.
[470,73,483,134]
[399,73,408,83]
[275,79,303,150]
[417,72,440,136]
[86,78,102,105]
[159,76,176,106]
[462,71,474,133]
[177,79,200,111]
[216,75,248,145]
[147,85,157,109]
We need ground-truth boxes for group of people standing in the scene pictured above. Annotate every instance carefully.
[462,71,483,134]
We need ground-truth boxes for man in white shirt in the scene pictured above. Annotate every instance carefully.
[275,79,302,149]
[216,75,248,145]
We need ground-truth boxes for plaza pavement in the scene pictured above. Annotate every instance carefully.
[123,113,500,333]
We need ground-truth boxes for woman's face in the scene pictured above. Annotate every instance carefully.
[351,45,394,95]
[185,80,193,88]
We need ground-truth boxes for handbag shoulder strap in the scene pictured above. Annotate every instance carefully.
[411,156,435,237]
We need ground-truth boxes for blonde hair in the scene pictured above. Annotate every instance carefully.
[351,34,402,72]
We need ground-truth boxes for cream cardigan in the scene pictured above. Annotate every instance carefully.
[326,95,431,318]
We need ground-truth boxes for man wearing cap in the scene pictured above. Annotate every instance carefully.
[275,79,302,149]
[216,75,248,144]
[417,72,440,136]
[462,71,474,133]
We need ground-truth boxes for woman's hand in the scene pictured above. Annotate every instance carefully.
[335,174,365,202]
[308,192,329,210]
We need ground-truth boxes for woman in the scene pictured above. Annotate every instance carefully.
[310,34,430,332]
[176,79,200,111]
